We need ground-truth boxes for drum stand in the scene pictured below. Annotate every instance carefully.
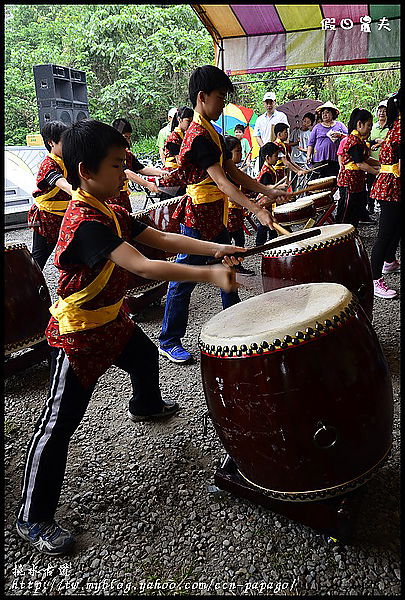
[4,340,50,378]
[214,454,363,542]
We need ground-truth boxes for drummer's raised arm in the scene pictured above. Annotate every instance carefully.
[222,158,291,203]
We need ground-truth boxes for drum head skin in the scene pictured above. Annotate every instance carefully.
[274,197,314,215]
[263,224,355,256]
[200,282,352,353]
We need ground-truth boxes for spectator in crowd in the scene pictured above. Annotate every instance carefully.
[289,112,315,190]
[157,107,178,162]
[234,124,251,167]
[367,100,388,214]
[253,92,289,169]
[307,101,348,178]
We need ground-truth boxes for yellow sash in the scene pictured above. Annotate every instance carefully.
[33,154,70,215]
[344,130,364,171]
[274,141,286,170]
[49,189,124,335]
[186,111,228,225]
[380,163,400,177]
[164,127,184,168]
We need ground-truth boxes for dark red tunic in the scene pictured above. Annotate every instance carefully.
[370,117,400,203]
[28,155,70,244]
[337,134,369,193]
[157,121,227,241]
[46,199,135,388]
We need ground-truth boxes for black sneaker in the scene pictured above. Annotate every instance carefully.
[16,519,75,555]
[127,399,180,422]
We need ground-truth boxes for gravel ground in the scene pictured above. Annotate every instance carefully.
[4,196,400,596]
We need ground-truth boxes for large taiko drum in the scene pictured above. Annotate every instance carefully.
[305,191,334,211]
[5,243,52,355]
[261,224,373,320]
[124,197,182,311]
[133,196,182,234]
[273,197,316,226]
[199,283,393,502]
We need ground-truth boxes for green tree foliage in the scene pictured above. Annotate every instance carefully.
[5,4,400,146]
[5,4,213,145]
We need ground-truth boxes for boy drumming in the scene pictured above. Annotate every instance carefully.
[28,121,72,269]
[16,119,245,556]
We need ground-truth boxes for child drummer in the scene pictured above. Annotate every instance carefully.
[158,65,291,365]
[255,141,280,246]
[109,117,165,212]
[16,119,245,556]
[273,122,309,183]
[28,121,73,270]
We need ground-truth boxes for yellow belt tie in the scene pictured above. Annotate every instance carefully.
[34,153,70,215]
[164,157,178,168]
[49,189,124,334]
[344,161,361,171]
[380,163,400,177]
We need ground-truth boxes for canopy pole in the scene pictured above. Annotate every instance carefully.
[218,41,225,136]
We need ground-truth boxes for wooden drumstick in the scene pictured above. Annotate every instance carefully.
[289,179,336,198]
[272,222,292,236]
[208,228,321,264]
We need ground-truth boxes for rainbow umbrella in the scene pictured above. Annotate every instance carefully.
[213,103,260,160]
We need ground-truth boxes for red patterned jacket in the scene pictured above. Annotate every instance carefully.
[337,134,370,193]
[28,155,70,243]
[370,117,400,202]
[46,198,135,388]
[164,129,184,170]
[257,163,277,186]
[158,121,227,240]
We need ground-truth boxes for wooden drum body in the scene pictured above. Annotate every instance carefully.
[273,198,316,226]
[125,197,182,311]
[199,283,393,502]
[261,224,374,320]
[5,243,52,355]
[306,191,334,211]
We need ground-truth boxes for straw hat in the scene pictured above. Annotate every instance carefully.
[315,101,340,116]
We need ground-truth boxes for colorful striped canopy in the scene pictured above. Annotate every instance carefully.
[191,4,400,75]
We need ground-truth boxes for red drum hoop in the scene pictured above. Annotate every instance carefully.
[200,283,393,501]
[273,198,316,225]
[5,243,51,355]
[261,224,373,320]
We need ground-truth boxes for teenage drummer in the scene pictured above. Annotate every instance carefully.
[158,65,292,364]
[28,121,72,270]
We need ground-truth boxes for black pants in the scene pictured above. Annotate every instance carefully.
[229,228,245,247]
[18,325,163,523]
[338,188,367,228]
[32,230,56,271]
[366,173,376,213]
[370,201,401,279]
[256,225,277,246]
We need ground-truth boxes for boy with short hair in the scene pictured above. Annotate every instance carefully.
[289,113,315,190]
[110,118,165,212]
[28,121,73,269]
[274,122,309,183]
[234,124,251,166]
[16,119,244,556]
[255,141,280,245]
[158,65,291,364]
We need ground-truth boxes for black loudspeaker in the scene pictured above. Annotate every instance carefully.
[33,64,89,131]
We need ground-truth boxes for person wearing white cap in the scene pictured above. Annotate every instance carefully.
[367,100,389,213]
[157,107,178,162]
[253,92,289,168]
